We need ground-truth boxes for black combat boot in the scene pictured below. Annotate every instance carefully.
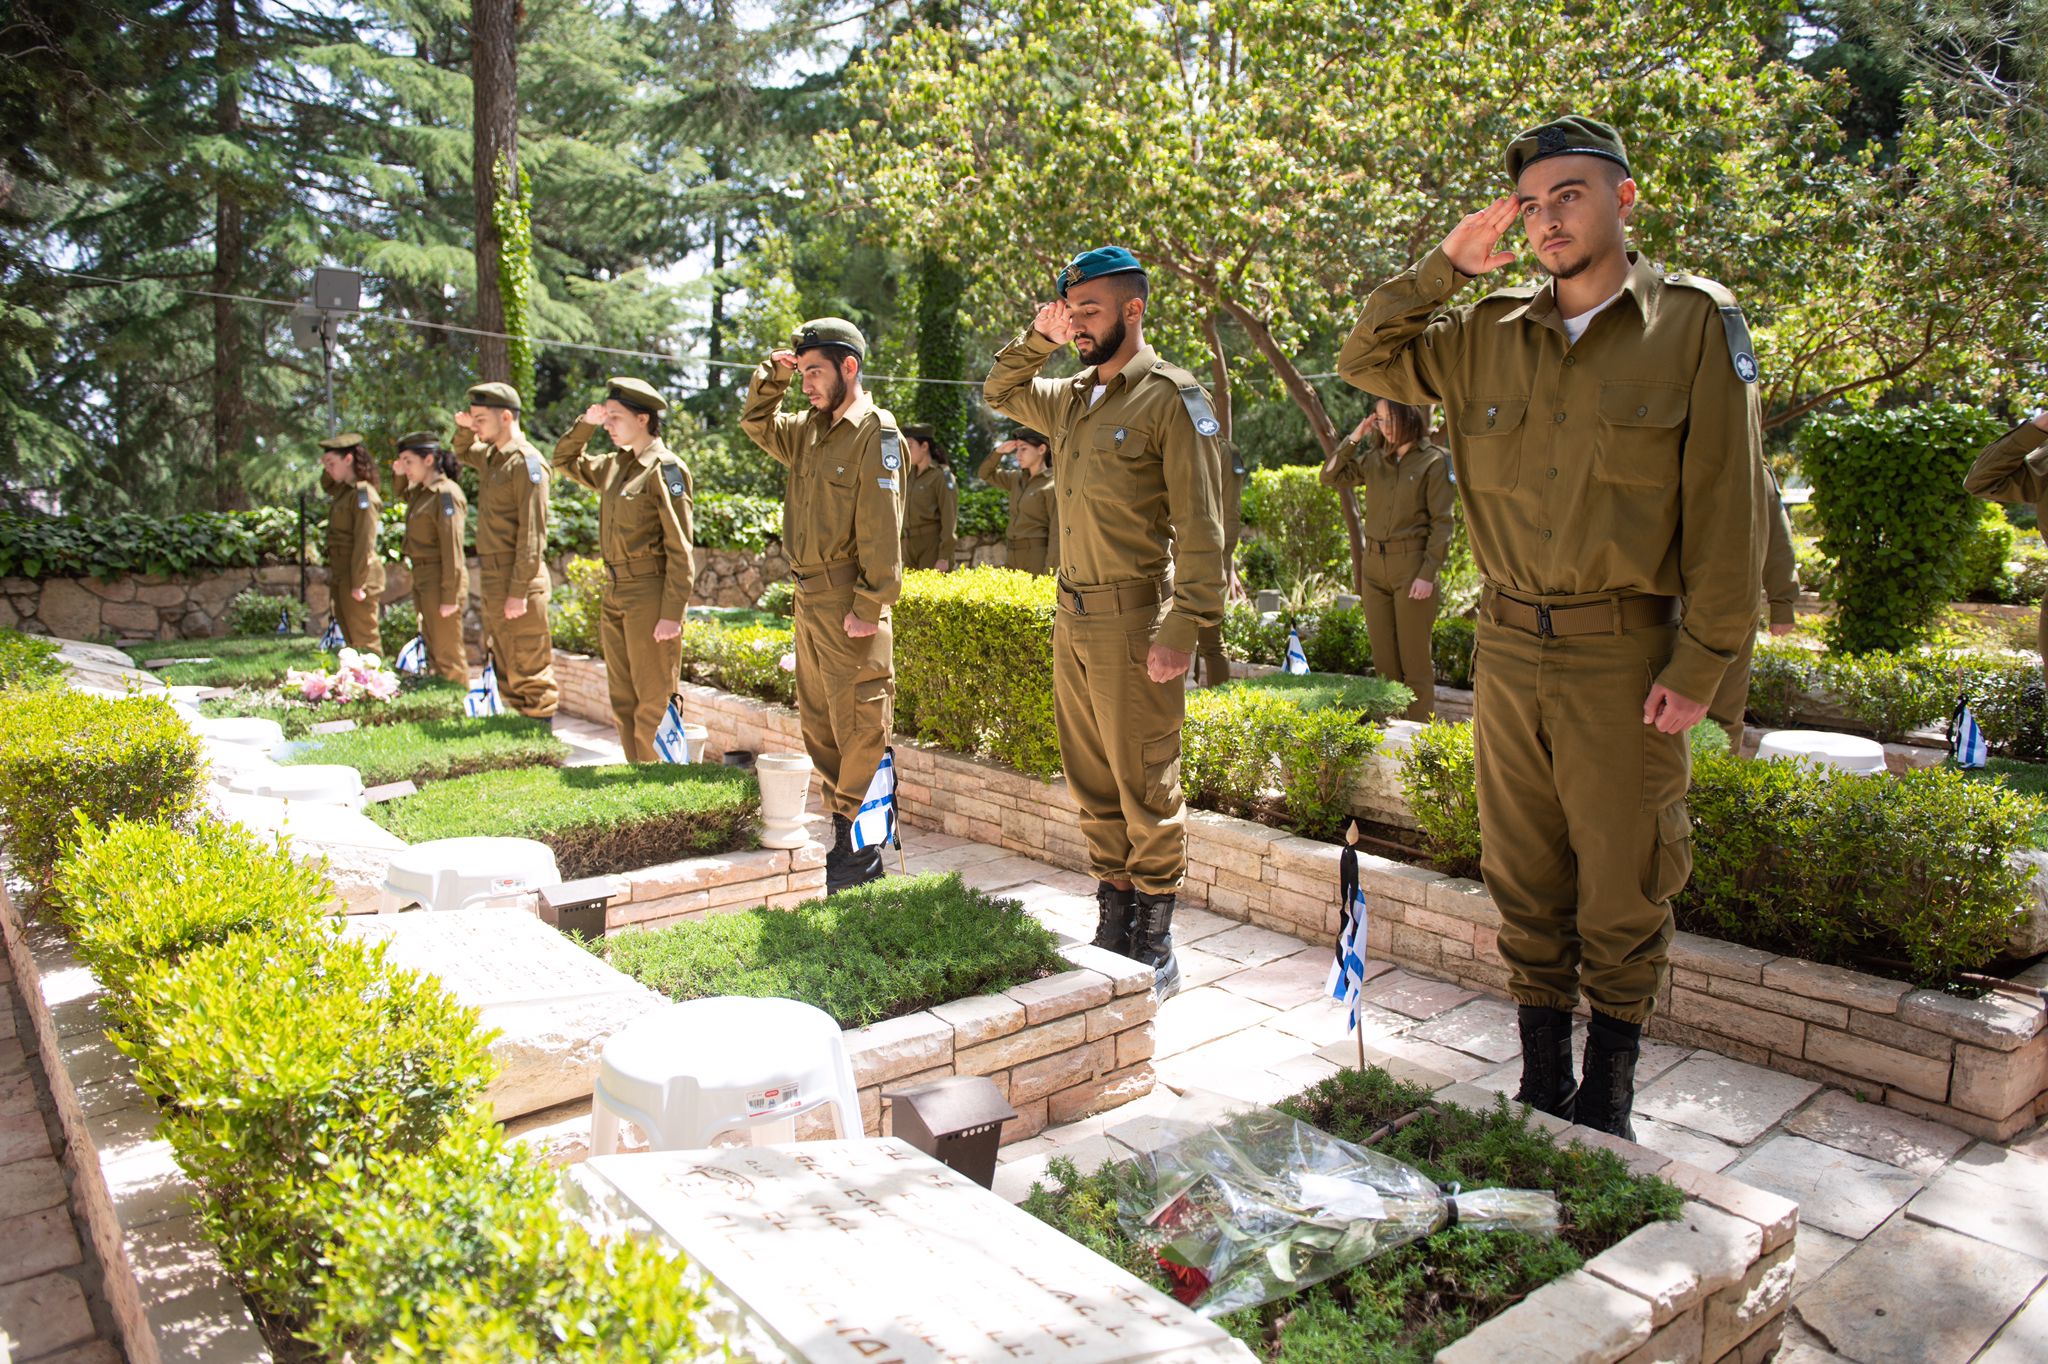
[1131,891,1182,1000]
[824,813,855,895]
[1090,882,1138,958]
[843,835,885,891]
[1513,1005,1579,1121]
[1576,1011,1643,1140]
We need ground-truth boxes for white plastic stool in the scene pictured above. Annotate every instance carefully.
[192,715,285,753]
[227,763,366,810]
[591,997,862,1155]
[377,836,561,912]
[1754,729,1887,775]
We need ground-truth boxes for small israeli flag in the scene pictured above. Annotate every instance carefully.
[319,617,345,651]
[394,635,428,675]
[1952,697,1989,770]
[1323,841,1371,1032]
[464,658,503,717]
[1284,628,1310,675]
[652,694,692,763]
[275,606,291,636]
[850,747,898,853]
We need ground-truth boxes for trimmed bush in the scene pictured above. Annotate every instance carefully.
[956,485,1010,538]
[1745,643,2043,755]
[280,715,567,785]
[1219,601,1479,690]
[757,577,796,617]
[1271,704,1386,838]
[1237,670,1412,723]
[1242,465,1348,586]
[378,597,422,658]
[679,618,795,706]
[0,506,300,578]
[1954,499,2018,602]
[893,566,1060,778]
[694,490,784,551]
[0,627,63,692]
[1432,616,1478,689]
[199,676,467,737]
[0,690,204,888]
[1183,681,1386,835]
[605,873,1067,1028]
[2011,536,2048,604]
[1301,604,1373,674]
[1398,719,1482,878]
[126,635,333,689]
[1961,658,2048,763]
[1745,637,1817,729]
[548,554,606,656]
[367,763,760,877]
[1815,650,1953,741]
[224,589,306,637]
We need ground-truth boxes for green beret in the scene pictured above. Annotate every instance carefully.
[1504,116,1630,184]
[395,430,442,454]
[318,432,366,452]
[1057,245,1145,298]
[605,376,668,414]
[791,317,867,361]
[465,381,523,413]
[901,423,936,443]
[1009,428,1049,448]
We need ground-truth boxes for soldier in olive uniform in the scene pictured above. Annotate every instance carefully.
[554,378,697,762]
[1320,401,1456,720]
[392,431,470,683]
[977,430,1059,575]
[1338,118,1762,1137]
[452,382,558,719]
[900,423,959,571]
[1964,411,2048,682]
[317,433,386,652]
[1195,438,1246,688]
[984,247,1228,998]
[1708,472,1798,750]
[740,319,905,893]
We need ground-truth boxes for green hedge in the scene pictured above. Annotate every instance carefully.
[549,555,606,655]
[0,507,301,579]
[1222,602,1478,689]
[679,618,796,706]
[1242,465,1348,586]
[1399,720,1482,879]
[280,716,567,786]
[604,873,1067,1028]
[0,627,63,693]
[224,590,306,638]
[1746,639,2045,755]
[1954,499,2017,602]
[1184,679,1389,839]
[956,485,1009,539]
[894,566,1061,778]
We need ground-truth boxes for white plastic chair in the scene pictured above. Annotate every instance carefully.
[591,997,862,1155]
[1754,729,1887,775]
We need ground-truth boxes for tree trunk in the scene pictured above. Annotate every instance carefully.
[470,0,519,383]
[208,0,248,510]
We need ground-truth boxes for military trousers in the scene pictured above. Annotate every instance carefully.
[411,565,470,685]
[1053,594,1186,896]
[480,571,559,719]
[1707,624,1759,751]
[1008,537,1050,576]
[1473,614,1692,1026]
[792,585,894,821]
[903,531,946,571]
[601,571,684,763]
[332,586,380,654]
[1362,547,1439,721]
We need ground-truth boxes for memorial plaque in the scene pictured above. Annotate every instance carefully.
[584,1139,1250,1364]
[310,717,359,734]
[363,779,418,804]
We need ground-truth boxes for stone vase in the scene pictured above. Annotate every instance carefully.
[755,752,815,850]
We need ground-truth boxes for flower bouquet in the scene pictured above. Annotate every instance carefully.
[285,647,401,704]
[1107,1093,1560,1317]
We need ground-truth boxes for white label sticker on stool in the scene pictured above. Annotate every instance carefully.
[747,1083,799,1113]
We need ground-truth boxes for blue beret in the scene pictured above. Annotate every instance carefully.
[1056,246,1146,299]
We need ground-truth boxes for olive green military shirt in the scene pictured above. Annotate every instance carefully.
[453,425,551,593]
[976,449,1059,548]
[553,423,697,622]
[738,363,905,624]
[1338,248,1762,704]
[983,334,1226,654]
[1964,420,2048,529]
[401,476,467,602]
[903,462,959,561]
[320,473,386,597]
[1762,473,1798,626]
[1320,436,1457,580]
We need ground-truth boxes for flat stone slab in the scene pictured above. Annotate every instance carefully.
[578,1138,1253,1363]
[1631,1115,1741,1174]
[1979,1282,2048,1364]
[1783,1089,1971,1176]
[1151,987,1278,1059]
[346,907,663,1120]
[1213,952,1341,1011]
[1794,1216,2046,1364]
[1906,1142,2048,1261]
[209,789,407,912]
[1361,970,1477,1020]
[1724,1133,1923,1238]
[1635,1053,1820,1146]
[1409,998,1521,1063]
[1200,923,1308,968]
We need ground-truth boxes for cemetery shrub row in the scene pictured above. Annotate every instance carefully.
[199,676,470,737]
[603,872,1069,1027]
[0,626,63,692]
[893,566,1063,777]
[1747,638,2046,755]
[1224,603,1479,689]
[366,762,762,878]
[1023,1066,1682,1362]
[278,714,569,787]
[1183,677,1402,841]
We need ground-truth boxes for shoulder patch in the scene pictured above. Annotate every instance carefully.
[524,452,546,484]
[439,491,455,517]
[356,489,370,510]
[880,428,902,471]
[944,471,956,489]
[877,477,898,492]
[662,468,688,499]
[1229,445,1247,478]
[1665,272,1759,384]
[1171,379,1223,439]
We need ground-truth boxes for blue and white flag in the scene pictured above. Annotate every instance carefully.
[653,694,692,763]
[1324,840,1371,1032]
[850,747,899,853]
[319,617,345,651]
[1284,628,1310,675]
[275,606,292,636]
[1952,697,1989,770]
[394,635,428,675]
[465,658,503,717]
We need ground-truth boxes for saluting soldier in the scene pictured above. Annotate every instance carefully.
[1708,471,1799,750]
[554,378,697,762]
[1338,118,1762,1137]
[900,423,959,571]
[1964,411,2048,683]
[452,382,559,720]
[1194,438,1246,688]
[1320,401,1456,719]
[977,429,1059,575]
[740,319,905,894]
[392,430,470,683]
[984,247,1227,998]
[317,432,386,652]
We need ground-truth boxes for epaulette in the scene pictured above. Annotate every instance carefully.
[879,427,902,472]
[524,452,547,484]
[1663,271,1759,385]
[356,489,371,510]
[657,454,691,500]
[439,491,456,517]
[1151,360,1223,438]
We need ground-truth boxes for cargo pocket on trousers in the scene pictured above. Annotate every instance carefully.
[1142,733,1182,810]
[1649,801,1693,905]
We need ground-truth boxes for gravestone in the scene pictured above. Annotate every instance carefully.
[575,1138,1254,1364]
[346,906,662,1121]
[208,788,406,913]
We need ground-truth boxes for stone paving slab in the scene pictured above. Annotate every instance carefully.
[1361,969,1478,1020]
[1783,1088,1971,1177]
[1200,923,1309,968]
[1630,1115,1742,1175]
[1724,1134,1922,1239]
[1152,988,1280,1058]
[1789,1225,1856,1295]
[1793,1216,2045,1364]
[0,1272,97,1360]
[1635,1053,1821,1146]
[1409,998,1522,1063]
[1978,1281,2048,1364]
[1905,1142,2048,1261]
[1264,996,1405,1048]
[1213,952,1339,1011]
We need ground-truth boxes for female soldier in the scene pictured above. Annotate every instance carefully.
[900,423,959,571]
[392,431,470,682]
[318,432,386,651]
[1320,400,1453,719]
[553,377,696,762]
[977,428,1058,575]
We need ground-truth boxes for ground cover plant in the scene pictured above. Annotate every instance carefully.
[124,634,333,688]
[366,762,760,877]
[1024,1066,1682,1362]
[603,872,1066,1027]
[198,676,468,737]
[278,715,567,786]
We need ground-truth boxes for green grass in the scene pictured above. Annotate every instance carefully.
[1024,1067,1683,1363]
[1958,756,2048,847]
[278,716,567,786]
[199,678,468,738]
[1237,670,1413,723]
[690,605,784,630]
[602,873,1068,1028]
[366,762,760,878]
[124,635,333,688]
